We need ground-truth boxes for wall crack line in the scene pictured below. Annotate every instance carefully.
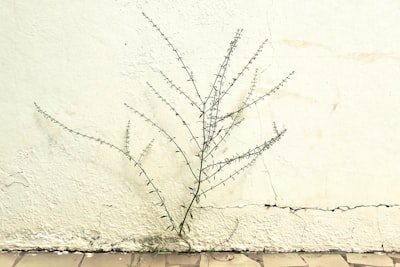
[197,203,400,212]
[264,203,400,213]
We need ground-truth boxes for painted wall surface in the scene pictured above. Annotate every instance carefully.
[1,0,400,252]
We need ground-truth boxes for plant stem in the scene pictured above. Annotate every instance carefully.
[179,104,207,236]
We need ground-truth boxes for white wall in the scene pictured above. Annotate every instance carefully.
[1,0,400,252]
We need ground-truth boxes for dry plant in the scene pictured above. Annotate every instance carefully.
[34,12,294,250]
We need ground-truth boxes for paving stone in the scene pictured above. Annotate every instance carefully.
[16,252,83,267]
[130,253,166,267]
[3,252,400,267]
[389,254,400,262]
[80,253,131,267]
[301,253,350,267]
[0,252,21,267]
[166,253,201,265]
[244,254,264,266]
[200,253,260,267]
[263,253,307,267]
[346,253,394,267]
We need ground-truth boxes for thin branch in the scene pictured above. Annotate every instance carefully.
[200,157,258,197]
[217,70,295,123]
[142,12,202,102]
[159,70,202,112]
[202,127,286,194]
[124,102,198,181]
[205,69,259,158]
[204,38,269,115]
[204,29,243,146]
[136,138,155,166]
[202,128,287,182]
[146,82,201,150]
[34,102,178,233]
[178,101,209,236]
[204,28,243,105]
[125,120,131,154]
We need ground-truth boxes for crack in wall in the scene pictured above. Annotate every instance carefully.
[0,181,29,192]
[254,103,279,206]
[198,203,400,213]
[376,209,385,251]
[0,167,29,192]
[264,203,400,213]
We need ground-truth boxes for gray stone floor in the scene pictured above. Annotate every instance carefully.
[1,252,400,267]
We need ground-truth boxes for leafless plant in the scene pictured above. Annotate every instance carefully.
[35,12,294,250]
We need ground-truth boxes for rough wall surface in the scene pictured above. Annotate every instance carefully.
[1,0,400,252]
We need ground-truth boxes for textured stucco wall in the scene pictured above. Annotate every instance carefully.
[1,0,400,252]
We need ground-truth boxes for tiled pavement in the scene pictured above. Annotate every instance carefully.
[1,252,400,267]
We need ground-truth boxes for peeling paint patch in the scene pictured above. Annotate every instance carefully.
[279,39,331,50]
[339,52,400,63]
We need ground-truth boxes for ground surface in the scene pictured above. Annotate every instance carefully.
[1,252,400,267]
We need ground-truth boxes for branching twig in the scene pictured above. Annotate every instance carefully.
[124,102,198,182]
[34,102,178,233]
[202,29,243,152]
[147,81,201,150]
[202,128,287,183]
[205,69,260,159]
[200,157,258,197]
[142,12,202,102]
[217,70,295,123]
[159,70,202,112]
